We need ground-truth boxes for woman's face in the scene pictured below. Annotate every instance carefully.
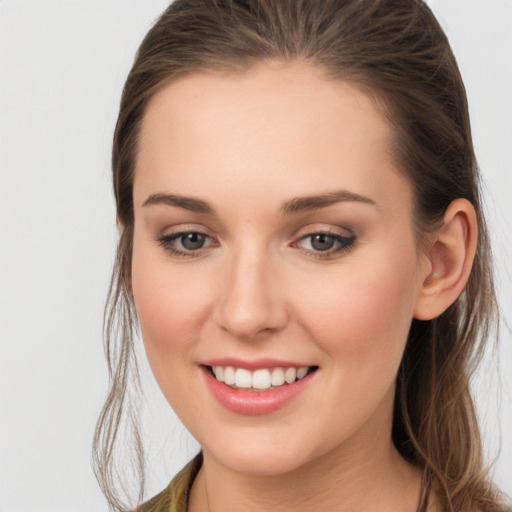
[131,61,429,476]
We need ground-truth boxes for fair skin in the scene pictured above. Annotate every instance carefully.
[130,61,476,512]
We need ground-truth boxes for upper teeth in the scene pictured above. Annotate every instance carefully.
[212,366,309,390]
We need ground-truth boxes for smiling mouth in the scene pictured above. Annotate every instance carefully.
[204,365,319,391]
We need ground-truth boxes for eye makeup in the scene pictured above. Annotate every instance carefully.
[156,226,357,261]
[292,231,357,259]
[157,230,218,258]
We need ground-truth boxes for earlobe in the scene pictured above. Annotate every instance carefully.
[413,199,478,321]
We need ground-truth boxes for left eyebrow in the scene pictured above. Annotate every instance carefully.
[280,190,377,215]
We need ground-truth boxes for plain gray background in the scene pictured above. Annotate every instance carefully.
[0,1,510,510]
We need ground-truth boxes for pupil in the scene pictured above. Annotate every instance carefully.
[311,234,335,251]
[182,233,205,250]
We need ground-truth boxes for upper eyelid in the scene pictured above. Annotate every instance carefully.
[293,224,355,238]
[299,227,352,235]
[293,231,357,256]
[157,231,217,258]
[157,233,354,261]
[155,225,356,246]
[156,223,215,238]
[293,232,356,247]
[158,230,216,245]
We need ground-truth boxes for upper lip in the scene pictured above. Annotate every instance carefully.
[201,357,315,370]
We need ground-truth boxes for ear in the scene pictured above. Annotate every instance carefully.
[414,198,478,321]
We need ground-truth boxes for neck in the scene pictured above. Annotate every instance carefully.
[189,422,422,512]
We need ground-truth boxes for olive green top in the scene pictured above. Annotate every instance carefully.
[136,452,512,512]
[137,453,203,512]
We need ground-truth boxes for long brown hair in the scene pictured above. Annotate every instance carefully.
[93,1,507,510]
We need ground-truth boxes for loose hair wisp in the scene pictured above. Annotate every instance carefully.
[94,1,506,510]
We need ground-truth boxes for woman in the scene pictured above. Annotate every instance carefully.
[93,0,511,510]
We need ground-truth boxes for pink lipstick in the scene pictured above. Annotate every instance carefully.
[200,360,317,415]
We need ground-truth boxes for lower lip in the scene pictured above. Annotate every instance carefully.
[201,366,315,415]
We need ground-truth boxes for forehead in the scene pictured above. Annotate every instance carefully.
[134,60,409,214]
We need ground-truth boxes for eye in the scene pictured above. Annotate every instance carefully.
[308,233,337,251]
[157,231,216,257]
[179,232,207,250]
[293,231,356,258]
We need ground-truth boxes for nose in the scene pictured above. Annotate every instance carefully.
[214,245,288,339]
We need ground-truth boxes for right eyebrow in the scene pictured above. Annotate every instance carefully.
[142,193,215,215]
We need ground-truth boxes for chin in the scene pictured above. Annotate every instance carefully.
[201,430,333,477]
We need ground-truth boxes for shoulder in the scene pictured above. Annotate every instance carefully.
[135,453,203,512]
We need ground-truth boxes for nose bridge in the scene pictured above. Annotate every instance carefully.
[215,237,286,338]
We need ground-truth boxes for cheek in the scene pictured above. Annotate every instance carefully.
[131,241,211,374]
[294,247,419,370]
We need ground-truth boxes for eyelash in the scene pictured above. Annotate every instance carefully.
[157,232,217,258]
[156,230,356,259]
[293,231,356,259]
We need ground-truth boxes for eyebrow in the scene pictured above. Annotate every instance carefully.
[142,193,215,214]
[281,190,377,215]
[142,189,376,215]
